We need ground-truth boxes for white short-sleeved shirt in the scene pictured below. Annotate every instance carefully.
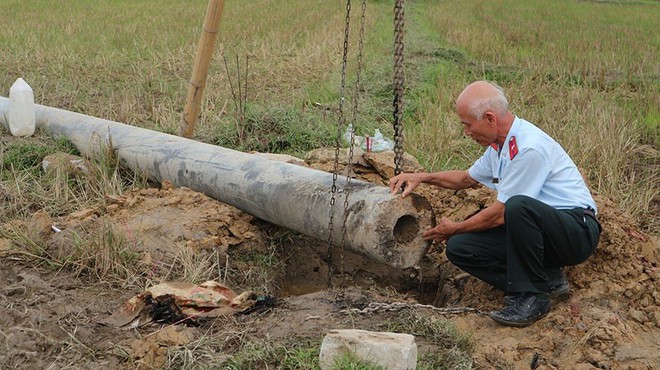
[468,117,597,213]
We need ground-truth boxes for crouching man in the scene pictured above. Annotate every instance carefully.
[389,81,601,327]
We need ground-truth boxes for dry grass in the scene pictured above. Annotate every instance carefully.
[3,2,657,220]
[0,1,658,367]
[405,0,660,232]
[1,220,141,286]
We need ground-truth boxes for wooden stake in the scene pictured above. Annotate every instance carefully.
[179,0,226,138]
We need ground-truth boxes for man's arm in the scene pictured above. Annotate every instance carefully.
[422,201,505,241]
[389,170,478,197]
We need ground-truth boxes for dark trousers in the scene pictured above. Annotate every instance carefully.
[445,195,601,294]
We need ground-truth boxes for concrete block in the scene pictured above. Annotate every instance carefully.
[319,329,417,370]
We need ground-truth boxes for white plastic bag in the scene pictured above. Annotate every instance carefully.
[370,129,394,152]
[343,124,365,148]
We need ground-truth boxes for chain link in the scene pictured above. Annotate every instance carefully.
[328,0,353,288]
[341,301,486,316]
[392,0,405,176]
[337,0,367,287]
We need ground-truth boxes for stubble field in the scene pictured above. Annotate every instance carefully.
[1,0,659,369]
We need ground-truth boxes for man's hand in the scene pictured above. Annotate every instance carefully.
[422,217,458,242]
[423,202,505,243]
[390,171,478,196]
[389,173,425,198]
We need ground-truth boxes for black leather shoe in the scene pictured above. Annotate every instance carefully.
[548,272,570,300]
[489,294,551,327]
[503,271,570,303]
[503,294,516,306]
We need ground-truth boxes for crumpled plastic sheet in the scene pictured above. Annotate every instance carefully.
[102,281,257,328]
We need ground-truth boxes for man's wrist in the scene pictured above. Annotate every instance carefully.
[451,221,463,236]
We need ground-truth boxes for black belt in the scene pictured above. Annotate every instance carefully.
[583,208,597,220]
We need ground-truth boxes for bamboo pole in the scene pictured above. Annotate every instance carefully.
[179,0,226,138]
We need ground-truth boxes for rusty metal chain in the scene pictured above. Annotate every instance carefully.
[392,0,405,176]
[328,0,353,288]
[341,301,486,316]
[336,0,367,287]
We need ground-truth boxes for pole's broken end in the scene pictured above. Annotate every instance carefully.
[388,193,436,269]
[343,188,436,269]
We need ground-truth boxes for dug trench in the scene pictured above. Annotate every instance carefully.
[1,148,659,369]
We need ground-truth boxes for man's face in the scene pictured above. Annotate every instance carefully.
[458,109,497,147]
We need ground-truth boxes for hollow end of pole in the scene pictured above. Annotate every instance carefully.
[383,193,435,268]
[393,214,419,245]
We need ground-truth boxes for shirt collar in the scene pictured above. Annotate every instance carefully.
[491,116,521,156]
[503,116,522,152]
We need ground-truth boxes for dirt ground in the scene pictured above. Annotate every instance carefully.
[1,148,659,369]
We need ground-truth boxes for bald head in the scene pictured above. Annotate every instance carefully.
[456,81,509,120]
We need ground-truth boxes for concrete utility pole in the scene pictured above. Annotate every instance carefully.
[180,0,226,138]
[0,97,435,269]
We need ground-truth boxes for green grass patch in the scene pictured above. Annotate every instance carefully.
[0,132,143,222]
[332,352,384,370]
[1,136,78,176]
[382,312,473,370]
[223,338,321,370]
[213,104,337,157]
